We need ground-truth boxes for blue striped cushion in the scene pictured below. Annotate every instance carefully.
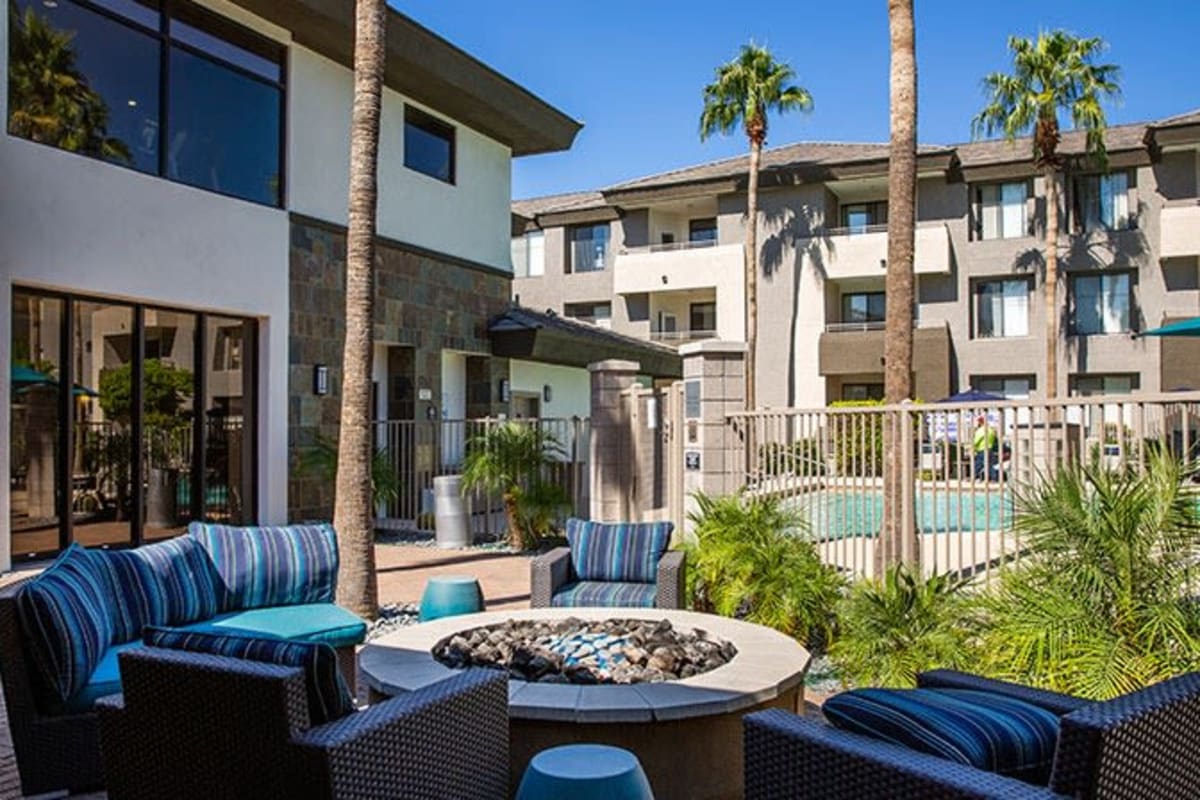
[823,688,1061,783]
[143,626,354,725]
[16,545,115,704]
[124,538,223,626]
[93,549,169,643]
[189,523,339,611]
[550,580,658,608]
[564,519,673,583]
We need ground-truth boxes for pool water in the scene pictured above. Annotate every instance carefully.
[795,488,1012,538]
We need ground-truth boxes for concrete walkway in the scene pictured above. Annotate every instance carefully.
[0,543,536,798]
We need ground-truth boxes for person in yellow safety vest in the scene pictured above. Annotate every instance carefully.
[972,413,999,480]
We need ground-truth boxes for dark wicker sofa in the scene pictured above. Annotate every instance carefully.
[743,669,1200,800]
[97,647,509,799]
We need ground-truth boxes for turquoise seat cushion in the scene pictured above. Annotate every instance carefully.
[823,688,1062,784]
[65,640,145,714]
[178,603,366,649]
[189,522,339,611]
[17,544,115,704]
[551,581,658,608]
[564,518,673,583]
[144,626,355,724]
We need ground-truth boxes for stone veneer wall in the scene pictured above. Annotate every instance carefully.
[288,217,512,522]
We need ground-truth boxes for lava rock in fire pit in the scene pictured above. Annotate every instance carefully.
[431,618,737,685]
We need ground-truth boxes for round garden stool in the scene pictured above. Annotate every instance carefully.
[418,575,484,621]
[516,744,654,800]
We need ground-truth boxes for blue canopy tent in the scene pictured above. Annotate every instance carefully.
[929,389,1005,442]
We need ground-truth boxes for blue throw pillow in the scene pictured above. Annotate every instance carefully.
[189,523,339,611]
[823,688,1061,784]
[124,538,223,626]
[565,519,673,583]
[143,625,355,725]
[16,544,115,704]
[93,548,170,644]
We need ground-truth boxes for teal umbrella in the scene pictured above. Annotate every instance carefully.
[1138,317,1200,337]
[11,364,52,386]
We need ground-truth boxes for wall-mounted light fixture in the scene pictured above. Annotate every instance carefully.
[499,378,511,403]
[313,365,329,396]
[543,384,553,403]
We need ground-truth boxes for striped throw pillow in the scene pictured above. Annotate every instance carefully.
[189,523,339,611]
[17,544,115,704]
[565,519,673,583]
[143,626,354,725]
[823,688,1061,784]
[126,538,224,626]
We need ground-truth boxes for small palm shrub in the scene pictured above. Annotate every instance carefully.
[829,565,974,688]
[302,437,401,509]
[686,491,844,647]
[978,451,1200,699]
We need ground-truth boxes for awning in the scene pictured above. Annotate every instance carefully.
[1137,317,1200,337]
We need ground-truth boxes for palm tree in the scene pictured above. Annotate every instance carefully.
[700,43,812,412]
[461,421,567,551]
[980,452,1200,699]
[333,0,387,620]
[879,0,919,572]
[973,31,1120,400]
[7,2,131,162]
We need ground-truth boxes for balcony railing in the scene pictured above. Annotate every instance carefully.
[621,239,719,255]
[824,321,886,333]
[648,329,719,343]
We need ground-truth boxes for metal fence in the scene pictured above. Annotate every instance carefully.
[372,417,590,537]
[726,392,1200,580]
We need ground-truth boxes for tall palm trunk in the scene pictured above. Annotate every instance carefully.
[1043,166,1060,400]
[745,136,762,413]
[334,0,386,620]
[879,0,918,573]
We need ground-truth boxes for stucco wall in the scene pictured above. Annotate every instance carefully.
[509,360,591,419]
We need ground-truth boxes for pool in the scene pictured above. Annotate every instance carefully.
[793,487,1012,538]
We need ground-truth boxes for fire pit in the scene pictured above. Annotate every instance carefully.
[359,608,809,800]
[432,617,737,684]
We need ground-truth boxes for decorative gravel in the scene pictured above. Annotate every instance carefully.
[374,529,514,552]
[804,654,844,696]
[366,603,421,641]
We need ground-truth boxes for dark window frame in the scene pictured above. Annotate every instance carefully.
[1070,169,1136,233]
[840,201,888,231]
[971,276,1033,339]
[688,217,718,243]
[403,105,456,184]
[6,0,287,207]
[1069,372,1141,396]
[567,223,611,273]
[689,301,717,333]
[841,291,887,324]
[971,179,1033,241]
[841,383,885,401]
[1069,270,1136,335]
[971,374,1037,398]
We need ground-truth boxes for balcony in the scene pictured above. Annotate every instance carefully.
[816,222,951,280]
[1161,201,1200,258]
[818,321,952,400]
[613,242,744,341]
[647,328,719,345]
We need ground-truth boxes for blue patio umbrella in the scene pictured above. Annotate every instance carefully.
[1137,317,1200,337]
[11,363,52,387]
[936,389,1006,404]
[930,389,1005,442]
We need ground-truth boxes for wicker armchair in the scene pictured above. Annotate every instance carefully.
[744,669,1200,800]
[531,547,685,609]
[97,648,509,800]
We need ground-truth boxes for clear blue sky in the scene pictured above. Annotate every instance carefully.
[400,1,1198,201]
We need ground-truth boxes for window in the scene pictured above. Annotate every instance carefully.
[564,302,611,328]
[975,181,1028,240]
[1072,273,1131,334]
[404,106,455,183]
[1074,172,1131,231]
[569,224,610,273]
[689,302,717,334]
[974,278,1030,338]
[1071,374,1139,396]
[689,218,718,244]
[841,202,887,233]
[973,375,1035,399]
[842,292,886,325]
[511,231,544,277]
[842,383,885,401]
[7,0,285,206]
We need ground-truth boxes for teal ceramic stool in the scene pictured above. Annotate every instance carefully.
[516,744,655,800]
[418,575,484,621]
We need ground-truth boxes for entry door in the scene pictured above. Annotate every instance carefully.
[440,351,467,468]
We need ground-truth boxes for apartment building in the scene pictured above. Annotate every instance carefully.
[1,0,578,569]
[512,110,1200,408]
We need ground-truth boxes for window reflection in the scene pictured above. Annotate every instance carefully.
[142,309,197,540]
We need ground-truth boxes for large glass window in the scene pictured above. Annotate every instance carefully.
[7,0,284,206]
[1073,272,1131,334]
[689,302,717,334]
[688,218,718,245]
[973,375,1034,399]
[1074,172,1131,231]
[9,289,257,560]
[976,181,1028,240]
[842,383,885,401]
[974,278,1030,338]
[569,224,610,273]
[404,106,455,184]
[564,302,611,328]
[840,202,887,233]
[842,292,886,325]
[1071,374,1138,396]
[511,231,544,277]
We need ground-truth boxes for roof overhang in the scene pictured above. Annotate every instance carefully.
[1150,123,1200,150]
[958,147,1151,182]
[489,310,682,378]
[536,206,621,228]
[602,178,740,207]
[232,0,580,156]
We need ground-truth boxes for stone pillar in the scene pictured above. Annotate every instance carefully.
[588,360,639,521]
[679,342,747,530]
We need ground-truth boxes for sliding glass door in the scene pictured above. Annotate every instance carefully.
[9,288,257,560]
